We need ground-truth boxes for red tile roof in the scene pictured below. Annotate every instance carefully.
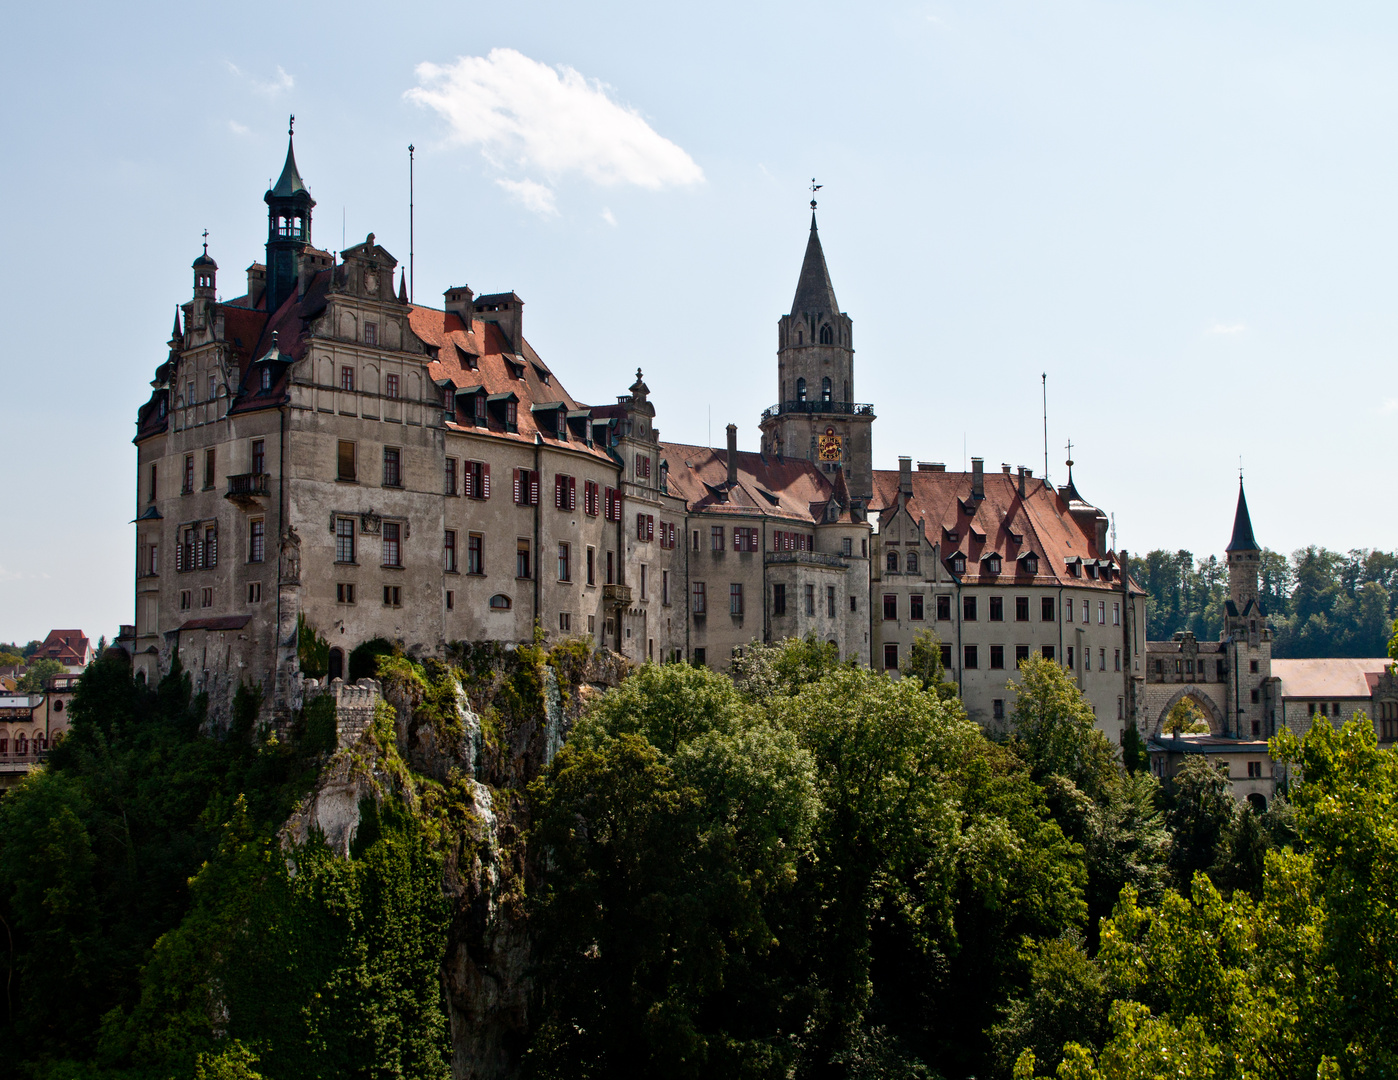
[660,443,835,522]
[870,468,1136,591]
[33,630,89,665]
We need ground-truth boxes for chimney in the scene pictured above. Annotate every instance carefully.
[899,456,913,496]
[475,293,524,352]
[971,457,984,501]
[1001,463,1012,475]
[726,423,738,487]
[247,263,266,309]
[1017,466,1026,498]
[444,285,475,324]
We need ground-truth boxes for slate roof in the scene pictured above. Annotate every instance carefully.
[1226,481,1259,552]
[659,443,835,522]
[790,214,841,318]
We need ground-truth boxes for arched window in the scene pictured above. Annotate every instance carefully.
[906,550,919,574]
[796,378,807,402]
[821,377,832,402]
[489,594,512,610]
[53,699,63,712]
[819,323,833,344]
[886,551,899,573]
[328,648,344,681]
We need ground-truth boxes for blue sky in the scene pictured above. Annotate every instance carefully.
[2,0,1395,644]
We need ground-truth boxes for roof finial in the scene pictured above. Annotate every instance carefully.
[1065,437,1074,471]
[289,113,295,139]
[1239,455,1244,483]
[201,228,209,256]
[809,177,822,212]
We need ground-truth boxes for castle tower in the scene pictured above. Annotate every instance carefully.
[263,117,314,314]
[1226,478,1260,612]
[759,211,874,501]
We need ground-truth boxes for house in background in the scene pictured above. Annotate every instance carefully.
[1272,657,1398,745]
[31,629,94,672]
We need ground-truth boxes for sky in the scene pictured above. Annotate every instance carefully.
[2,0,1396,645]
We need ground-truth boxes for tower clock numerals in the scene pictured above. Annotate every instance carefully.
[818,427,843,462]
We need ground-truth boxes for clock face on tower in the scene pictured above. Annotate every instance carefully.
[818,427,843,462]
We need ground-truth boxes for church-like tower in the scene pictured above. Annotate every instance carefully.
[759,212,874,501]
[1226,478,1261,613]
[263,118,315,314]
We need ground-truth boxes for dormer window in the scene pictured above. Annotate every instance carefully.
[556,411,567,440]
[260,368,271,391]
[506,401,517,430]
[984,554,1002,575]
[950,554,966,574]
[474,394,486,423]
[1021,553,1039,575]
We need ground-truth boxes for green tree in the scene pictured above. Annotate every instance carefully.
[17,656,64,693]
[1162,755,1235,890]
[1161,697,1210,735]
[900,629,960,702]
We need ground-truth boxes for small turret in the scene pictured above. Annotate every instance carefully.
[264,116,315,314]
[1226,479,1261,612]
[192,234,217,299]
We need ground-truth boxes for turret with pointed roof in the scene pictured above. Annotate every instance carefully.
[760,209,875,502]
[263,117,315,315]
[1226,479,1262,615]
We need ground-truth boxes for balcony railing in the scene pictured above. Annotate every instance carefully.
[766,551,848,569]
[761,400,875,422]
[226,473,271,499]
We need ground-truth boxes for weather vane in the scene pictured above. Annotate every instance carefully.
[289,114,295,137]
[201,228,208,255]
[810,178,822,210]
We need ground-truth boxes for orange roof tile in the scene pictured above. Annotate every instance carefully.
[660,442,835,522]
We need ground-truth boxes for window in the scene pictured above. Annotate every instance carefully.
[993,699,1005,721]
[555,475,577,511]
[559,612,571,633]
[660,522,677,549]
[474,393,487,423]
[773,583,787,615]
[558,543,571,582]
[203,448,216,489]
[1066,599,1074,623]
[989,596,1004,621]
[662,569,670,604]
[444,530,458,573]
[635,454,651,479]
[1115,649,1122,672]
[733,527,758,552]
[1098,601,1106,624]
[203,524,218,567]
[850,596,857,612]
[607,551,615,585]
[514,469,539,506]
[337,583,355,604]
[183,454,194,493]
[1155,659,1163,674]
[148,463,158,503]
[730,583,744,616]
[180,589,191,611]
[1251,688,1260,704]
[586,547,596,586]
[711,526,725,552]
[382,522,401,567]
[964,645,979,670]
[804,584,815,616]
[964,596,977,621]
[249,519,265,563]
[827,586,836,617]
[506,400,518,429]
[1016,645,1030,666]
[340,366,355,391]
[261,367,272,391]
[883,594,898,620]
[364,322,377,346]
[201,587,213,608]
[604,487,621,521]
[386,373,399,399]
[821,375,831,401]
[637,514,654,542]
[1176,660,1183,673]
[1015,596,1029,622]
[887,551,899,573]
[247,582,262,603]
[950,554,966,573]
[796,377,807,402]
[984,554,1002,575]
[990,645,1005,670]
[1186,659,1194,675]
[468,534,483,575]
[335,517,356,564]
[1042,645,1056,661]
[1250,660,1259,674]
[1112,602,1121,626]
[1247,761,1262,779]
[383,447,401,487]
[941,643,954,668]
[447,591,454,611]
[692,581,707,614]
[383,585,401,607]
[692,530,700,551]
[1041,597,1055,621]
[445,459,458,495]
[907,550,919,574]
[584,480,599,516]
[516,539,531,579]
[910,594,924,621]
[337,441,356,481]
[937,595,951,621]
[693,648,707,667]
[884,643,899,670]
[490,594,511,610]
[1099,648,1106,671]
[464,460,490,499]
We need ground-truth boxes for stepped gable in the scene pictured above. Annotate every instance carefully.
[660,441,832,520]
[408,304,613,461]
[870,467,1131,589]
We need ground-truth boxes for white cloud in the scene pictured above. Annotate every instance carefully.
[228,120,250,136]
[497,178,558,217]
[406,49,703,190]
[225,62,294,97]
[601,208,617,226]
[1379,398,1398,414]
[1208,322,1247,335]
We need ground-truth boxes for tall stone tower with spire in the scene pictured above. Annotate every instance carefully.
[263,116,314,314]
[759,209,874,502]
[1226,478,1261,613]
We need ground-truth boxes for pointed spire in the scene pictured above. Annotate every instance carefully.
[1226,479,1259,552]
[270,115,312,201]
[790,213,840,319]
[398,268,408,303]
[171,307,183,341]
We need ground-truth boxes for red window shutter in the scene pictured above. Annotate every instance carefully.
[568,477,576,510]
[481,464,491,499]
[513,468,522,504]
[530,471,539,505]
[176,539,183,572]
[555,475,563,509]
[464,464,474,498]
[647,515,654,542]
[637,513,645,540]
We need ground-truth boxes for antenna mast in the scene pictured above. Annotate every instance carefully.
[1042,373,1048,485]
[408,144,415,304]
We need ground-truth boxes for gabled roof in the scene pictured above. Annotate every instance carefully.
[1226,480,1259,552]
[790,214,841,319]
[870,467,1137,591]
[1272,658,1393,699]
[661,443,836,522]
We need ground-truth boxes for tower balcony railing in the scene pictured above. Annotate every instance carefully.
[226,473,271,499]
[761,400,875,422]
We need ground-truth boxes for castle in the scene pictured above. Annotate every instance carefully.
[131,124,1153,740]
